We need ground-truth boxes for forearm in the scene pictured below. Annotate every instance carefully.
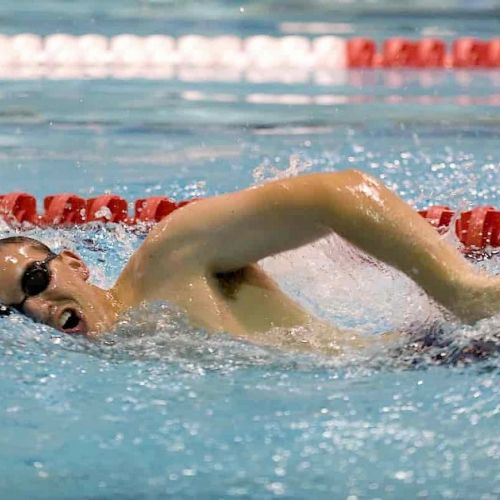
[321,169,478,309]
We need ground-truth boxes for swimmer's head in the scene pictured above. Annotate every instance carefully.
[0,236,117,336]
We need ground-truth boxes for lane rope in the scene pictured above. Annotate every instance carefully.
[0,192,499,249]
[0,34,498,73]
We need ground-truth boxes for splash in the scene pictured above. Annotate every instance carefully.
[252,153,314,184]
[0,175,498,372]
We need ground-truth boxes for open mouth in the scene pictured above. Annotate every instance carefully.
[58,308,86,334]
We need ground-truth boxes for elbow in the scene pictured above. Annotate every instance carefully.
[337,168,380,187]
[324,169,384,206]
[329,168,366,189]
[341,168,366,181]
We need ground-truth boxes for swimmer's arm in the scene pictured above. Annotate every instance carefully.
[153,169,466,274]
[144,169,491,321]
[147,171,336,269]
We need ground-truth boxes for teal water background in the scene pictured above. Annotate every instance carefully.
[0,1,499,498]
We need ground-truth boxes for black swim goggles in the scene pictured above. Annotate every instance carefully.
[0,252,58,316]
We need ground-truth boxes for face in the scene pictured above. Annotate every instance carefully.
[0,243,115,335]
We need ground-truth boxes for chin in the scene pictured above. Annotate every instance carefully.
[84,316,115,338]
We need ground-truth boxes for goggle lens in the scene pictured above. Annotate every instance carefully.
[22,264,52,296]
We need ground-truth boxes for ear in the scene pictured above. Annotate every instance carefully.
[59,249,90,281]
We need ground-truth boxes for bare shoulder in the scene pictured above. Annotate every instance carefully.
[112,170,347,302]
[112,206,207,304]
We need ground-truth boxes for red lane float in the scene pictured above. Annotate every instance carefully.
[43,194,86,225]
[488,39,500,67]
[135,197,178,223]
[0,192,37,224]
[0,192,499,250]
[418,205,454,231]
[452,38,494,68]
[416,39,446,68]
[346,38,376,68]
[0,193,197,227]
[347,37,500,68]
[456,207,500,248]
[87,195,128,223]
[418,205,500,249]
[382,38,418,68]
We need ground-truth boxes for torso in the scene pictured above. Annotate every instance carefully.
[114,235,378,354]
[116,252,375,354]
[211,265,312,333]
[141,262,312,335]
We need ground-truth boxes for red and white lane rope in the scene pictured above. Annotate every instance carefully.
[0,192,499,250]
[0,34,498,75]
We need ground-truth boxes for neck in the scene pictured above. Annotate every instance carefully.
[109,275,142,311]
[89,285,124,335]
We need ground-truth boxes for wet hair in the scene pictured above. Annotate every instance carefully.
[0,236,53,317]
[0,236,53,254]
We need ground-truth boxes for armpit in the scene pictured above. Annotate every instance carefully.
[214,268,246,299]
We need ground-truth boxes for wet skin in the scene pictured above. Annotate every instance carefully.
[0,246,118,335]
[1,170,499,352]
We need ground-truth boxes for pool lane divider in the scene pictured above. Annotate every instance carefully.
[348,37,500,68]
[0,192,499,250]
[0,34,499,70]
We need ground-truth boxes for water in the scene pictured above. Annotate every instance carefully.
[1,1,500,498]
[0,0,499,39]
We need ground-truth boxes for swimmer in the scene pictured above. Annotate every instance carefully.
[0,170,499,353]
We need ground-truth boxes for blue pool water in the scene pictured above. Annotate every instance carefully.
[1,1,500,498]
[0,0,499,39]
[1,74,499,499]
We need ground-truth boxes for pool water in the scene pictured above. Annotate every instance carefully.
[1,1,500,498]
[1,73,498,499]
[1,0,499,39]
